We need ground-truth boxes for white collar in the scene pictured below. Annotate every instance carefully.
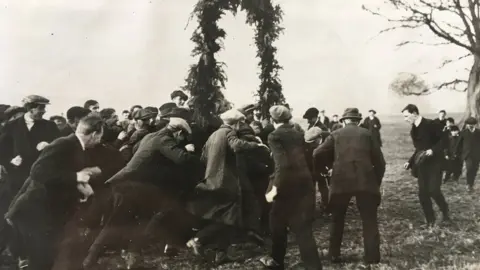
[24,113,34,123]
[273,122,285,129]
[75,134,86,150]
[414,116,423,127]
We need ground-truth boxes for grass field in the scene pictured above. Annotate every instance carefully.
[4,114,480,270]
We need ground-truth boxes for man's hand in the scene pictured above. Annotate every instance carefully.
[83,166,102,177]
[36,141,49,151]
[445,155,449,160]
[185,144,195,152]
[403,162,410,170]
[255,136,263,143]
[117,131,128,141]
[265,186,278,203]
[76,171,91,183]
[77,183,94,202]
[425,149,433,156]
[10,155,22,167]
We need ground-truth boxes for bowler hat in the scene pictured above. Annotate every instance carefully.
[340,108,362,122]
[270,105,292,122]
[21,95,50,106]
[303,107,319,119]
[368,109,377,114]
[465,117,478,125]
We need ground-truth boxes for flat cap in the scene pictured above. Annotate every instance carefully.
[220,109,246,125]
[302,107,319,119]
[270,105,292,122]
[168,117,192,134]
[162,107,192,122]
[465,117,478,125]
[368,109,377,114]
[132,109,157,121]
[170,90,188,101]
[22,95,50,106]
[304,127,323,143]
[159,102,177,116]
[238,104,258,115]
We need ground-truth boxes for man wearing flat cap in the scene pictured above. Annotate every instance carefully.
[303,107,329,132]
[457,117,480,191]
[170,90,189,108]
[118,109,157,161]
[0,95,60,259]
[313,107,385,266]
[187,109,266,265]
[361,109,382,147]
[260,105,322,270]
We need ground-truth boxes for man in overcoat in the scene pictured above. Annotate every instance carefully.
[5,115,104,270]
[314,108,385,265]
[361,109,382,147]
[402,104,449,227]
[457,117,480,191]
[260,105,322,270]
[187,109,265,265]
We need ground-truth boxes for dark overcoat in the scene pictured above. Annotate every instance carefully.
[313,124,386,197]
[189,125,260,229]
[362,116,383,147]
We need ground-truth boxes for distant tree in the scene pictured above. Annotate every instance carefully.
[364,0,480,120]
[389,72,429,96]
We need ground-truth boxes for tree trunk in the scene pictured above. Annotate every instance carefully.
[463,55,480,127]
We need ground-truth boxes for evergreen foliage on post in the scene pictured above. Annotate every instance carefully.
[182,0,285,127]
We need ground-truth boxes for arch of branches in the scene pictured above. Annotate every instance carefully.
[182,0,285,128]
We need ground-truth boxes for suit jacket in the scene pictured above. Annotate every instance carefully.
[457,128,480,161]
[319,116,330,128]
[0,117,60,189]
[107,128,203,192]
[313,123,385,196]
[268,124,314,198]
[7,134,87,226]
[408,118,446,166]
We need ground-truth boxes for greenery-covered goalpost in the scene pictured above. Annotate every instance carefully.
[182,0,285,128]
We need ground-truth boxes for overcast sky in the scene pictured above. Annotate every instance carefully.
[0,0,469,117]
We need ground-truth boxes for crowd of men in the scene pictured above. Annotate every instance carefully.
[0,90,476,270]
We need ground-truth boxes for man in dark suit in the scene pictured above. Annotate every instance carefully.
[457,117,480,191]
[6,115,104,270]
[260,105,322,270]
[313,108,385,265]
[319,109,330,128]
[402,104,449,227]
[0,95,60,256]
[434,110,447,128]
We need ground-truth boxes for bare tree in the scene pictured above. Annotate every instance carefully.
[364,0,480,119]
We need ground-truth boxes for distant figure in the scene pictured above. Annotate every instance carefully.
[50,115,73,137]
[457,117,480,192]
[444,125,462,183]
[402,104,449,228]
[362,109,382,147]
[314,107,385,266]
[170,90,189,108]
[84,100,100,113]
[319,109,330,128]
[443,117,454,132]
[434,110,447,128]
[303,107,329,131]
[330,114,340,130]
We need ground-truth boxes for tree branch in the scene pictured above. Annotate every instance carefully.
[437,53,473,69]
[454,0,476,47]
[425,13,476,53]
[435,79,468,91]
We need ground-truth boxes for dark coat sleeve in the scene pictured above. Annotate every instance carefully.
[312,134,335,172]
[157,136,198,165]
[370,136,386,185]
[226,129,259,153]
[431,121,447,157]
[29,141,77,187]
[268,132,289,188]
[0,123,14,168]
